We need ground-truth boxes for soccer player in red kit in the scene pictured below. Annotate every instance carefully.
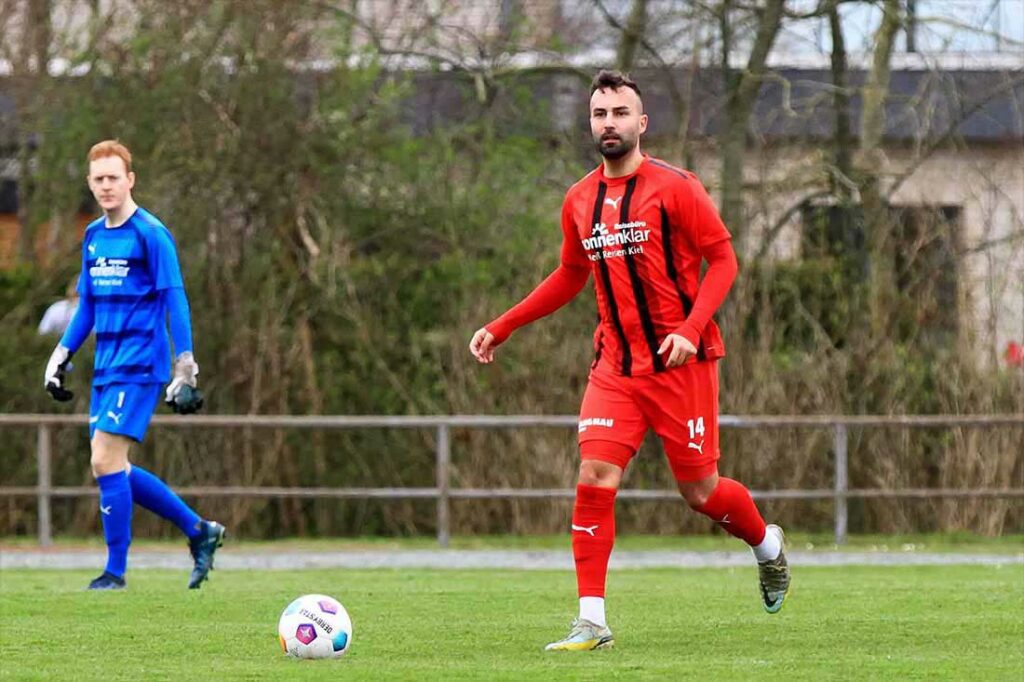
[469,70,791,651]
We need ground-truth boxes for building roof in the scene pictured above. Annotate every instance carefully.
[2,64,1021,151]
[393,63,1023,143]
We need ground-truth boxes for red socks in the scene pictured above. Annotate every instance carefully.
[572,484,617,598]
[696,477,767,546]
[571,478,765,598]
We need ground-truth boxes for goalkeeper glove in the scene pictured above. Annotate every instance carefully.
[165,351,203,414]
[169,384,204,414]
[44,345,74,402]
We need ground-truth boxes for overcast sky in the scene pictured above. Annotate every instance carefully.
[777,0,1024,54]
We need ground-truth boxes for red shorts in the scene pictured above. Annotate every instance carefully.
[577,360,721,482]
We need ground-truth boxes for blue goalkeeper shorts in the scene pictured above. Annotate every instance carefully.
[89,382,163,442]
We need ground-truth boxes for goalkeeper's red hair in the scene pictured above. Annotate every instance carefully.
[87,139,133,174]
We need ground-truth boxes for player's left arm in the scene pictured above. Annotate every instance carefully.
[163,287,199,403]
[659,176,738,367]
[148,226,202,412]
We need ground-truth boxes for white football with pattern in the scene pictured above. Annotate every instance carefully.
[277,593,353,659]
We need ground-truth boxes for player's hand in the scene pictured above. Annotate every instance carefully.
[44,344,75,402]
[657,333,697,368]
[168,384,204,414]
[165,351,202,413]
[469,328,498,364]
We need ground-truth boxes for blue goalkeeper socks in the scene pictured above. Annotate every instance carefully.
[129,465,203,539]
[96,471,132,579]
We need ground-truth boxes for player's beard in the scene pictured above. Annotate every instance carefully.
[594,131,637,160]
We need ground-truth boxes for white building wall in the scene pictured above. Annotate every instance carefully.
[682,142,1024,365]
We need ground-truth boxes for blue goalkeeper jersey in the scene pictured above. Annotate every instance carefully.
[78,207,185,387]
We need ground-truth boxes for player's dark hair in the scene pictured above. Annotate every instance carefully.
[590,70,642,99]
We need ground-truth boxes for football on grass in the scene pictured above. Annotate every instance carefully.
[277,594,352,659]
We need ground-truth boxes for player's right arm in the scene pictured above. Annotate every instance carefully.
[44,247,94,401]
[469,196,591,364]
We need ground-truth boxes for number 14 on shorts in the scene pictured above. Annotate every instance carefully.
[687,417,705,440]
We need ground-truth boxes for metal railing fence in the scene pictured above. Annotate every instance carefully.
[1,413,1021,547]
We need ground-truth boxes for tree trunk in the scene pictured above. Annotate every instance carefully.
[858,0,902,335]
[616,0,647,72]
[15,143,35,266]
[12,0,52,267]
[906,0,917,53]
[718,0,786,251]
[828,0,853,201]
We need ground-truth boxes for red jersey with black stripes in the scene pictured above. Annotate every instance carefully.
[561,156,730,376]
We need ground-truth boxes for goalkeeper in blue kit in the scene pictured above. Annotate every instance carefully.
[43,140,224,590]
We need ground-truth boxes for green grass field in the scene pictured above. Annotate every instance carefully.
[2,565,1022,680]
[4,531,1023,553]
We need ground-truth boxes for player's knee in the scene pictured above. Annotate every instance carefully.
[90,449,116,477]
[90,433,129,477]
[91,450,119,477]
[679,487,711,509]
[577,459,621,488]
[677,478,717,509]
[577,468,601,486]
